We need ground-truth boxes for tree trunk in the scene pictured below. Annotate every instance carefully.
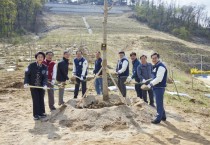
[102,0,109,101]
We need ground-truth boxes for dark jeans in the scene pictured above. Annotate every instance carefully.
[74,78,87,98]
[47,83,55,110]
[95,78,103,95]
[142,89,154,105]
[30,88,45,117]
[135,84,142,98]
[117,76,128,97]
[153,87,166,121]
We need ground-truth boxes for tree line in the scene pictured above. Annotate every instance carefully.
[0,0,45,38]
[134,0,210,40]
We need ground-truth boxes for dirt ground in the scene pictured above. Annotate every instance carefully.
[0,3,210,145]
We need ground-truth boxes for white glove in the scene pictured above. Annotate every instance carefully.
[51,80,55,85]
[126,77,132,83]
[43,85,48,90]
[142,79,146,83]
[72,73,76,77]
[24,84,29,89]
[147,84,151,89]
[80,76,84,81]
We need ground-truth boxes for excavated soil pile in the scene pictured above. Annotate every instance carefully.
[48,95,156,132]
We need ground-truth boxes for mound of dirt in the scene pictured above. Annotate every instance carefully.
[48,95,156,132]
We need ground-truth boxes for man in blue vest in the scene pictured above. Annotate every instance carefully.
[93,51,103,95]
[73,51,88,98]
[141,53,167,124]
[116,51,129,97]
[128,52,142,98]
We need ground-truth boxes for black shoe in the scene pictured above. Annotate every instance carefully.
[33,115,40,120]
[50,107,56,111]
[150,104,156,107]
[74,96,77,99]
[161,117,167,121]
[58,102,65,106]
[39,114,47,118]
[151,119,161,124]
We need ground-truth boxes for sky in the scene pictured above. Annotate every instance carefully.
[165,0,210,15]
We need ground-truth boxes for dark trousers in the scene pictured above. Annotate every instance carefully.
[47,83,55,110]
[74,78,87,98]
[135,84,142,98]
[153,87,166,121]
[118,76,127,97]
[142,89,154,105]
[30,88,45,117]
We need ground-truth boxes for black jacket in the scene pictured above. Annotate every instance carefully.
[56,57,69,82]
[24,62,48,86]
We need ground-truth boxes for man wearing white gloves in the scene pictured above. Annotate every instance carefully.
[137,55,154,107]
[116,51,129,97]
[42,51,57,111]
[73,51,88,99]
[24,52,48,120]
[141,53,167,124]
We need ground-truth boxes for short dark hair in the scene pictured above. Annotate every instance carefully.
[35,51,45,59]
[151,53,160,58]
[46,51,54,56]
[76,50,83,54]
[63,50,69,55]
[119,51,125,55]
[130,52,136,57]
[140,55,147,59]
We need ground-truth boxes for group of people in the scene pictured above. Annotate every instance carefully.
[117,51,167,124]
[24,50,167,124]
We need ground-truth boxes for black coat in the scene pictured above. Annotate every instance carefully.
[24,62,48,86]
[56,57,69,82]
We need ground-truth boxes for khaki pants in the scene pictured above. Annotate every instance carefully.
[47,82,55,110]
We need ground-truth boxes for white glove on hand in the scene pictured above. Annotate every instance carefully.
[51,80,55,85]
[43,85,48,90]
[72,73,76,77]
[80,76,84,81]
[24,84,29,89]
[126,77,132,83]
[142,79,146,83]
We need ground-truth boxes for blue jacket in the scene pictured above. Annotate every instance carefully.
[73,57,88,77]
[131,58,141,82]
[137,62,153,82]
[93,58,102,75]
[152,61,167,88]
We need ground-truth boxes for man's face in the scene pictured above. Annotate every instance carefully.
[76,52,82,59]
[46,53,53,61]
[140,56,147,64]
[130,55,136,61]
[37,54,44,63]
[151,55,159,64]
[64,52,70,59]
[119,53,124,59]
[95,52,101,59]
